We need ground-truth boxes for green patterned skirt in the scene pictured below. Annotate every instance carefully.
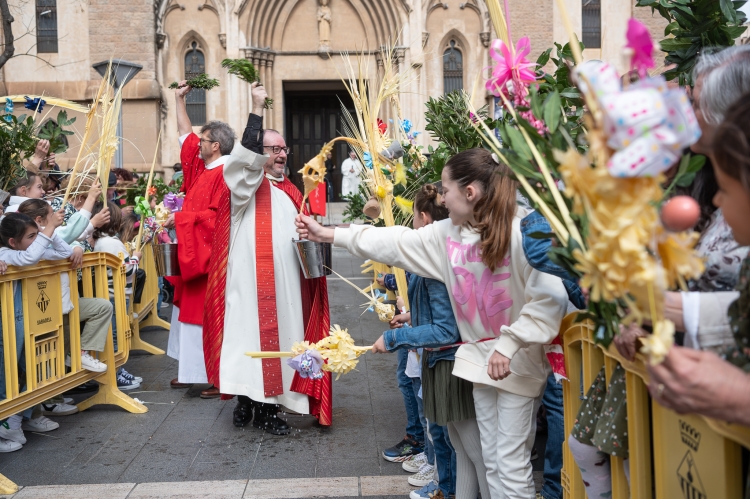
[421,357,476,426]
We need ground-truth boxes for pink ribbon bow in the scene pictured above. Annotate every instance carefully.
[486,37,537,96]
[626,18,655,79]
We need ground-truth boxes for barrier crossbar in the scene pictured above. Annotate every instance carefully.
[131,243,169,355]
[560,314,749,499]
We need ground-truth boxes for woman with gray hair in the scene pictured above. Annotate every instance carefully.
[691,44,750,155]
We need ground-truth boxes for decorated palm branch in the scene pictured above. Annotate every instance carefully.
[469,0,705,363]
[333,45,420,308]
[246,325,371,380]
[61,60,124,204]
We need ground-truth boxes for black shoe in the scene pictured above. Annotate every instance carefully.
[63,381,99,395]
[233,399,254,427]
[252,403,290,435]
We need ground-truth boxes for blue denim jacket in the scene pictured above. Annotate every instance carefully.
[521,210,586,310]
[383,274,460,367]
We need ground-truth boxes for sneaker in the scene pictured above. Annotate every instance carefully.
[22,416,59,432]
[63,397,74,405]
[409,481,442,499]
[41,402,78,416]
[408,463,436,487]
[382,435,423,462]
[0,437,21,453]
[80,352,107,373]
[160,302,170,309]
[118,368,142,384]
[402,452,428,473]
[0,422,25,445]
[117,374,141,391]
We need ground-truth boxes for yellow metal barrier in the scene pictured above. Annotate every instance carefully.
[131,243,169,355]
[561,314,749,499]
[361,260,398,302]
[0,252,147,494]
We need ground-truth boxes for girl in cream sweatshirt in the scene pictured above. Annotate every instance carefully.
[297,148,568,499]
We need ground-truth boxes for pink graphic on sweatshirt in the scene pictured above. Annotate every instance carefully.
[447,237,513,335]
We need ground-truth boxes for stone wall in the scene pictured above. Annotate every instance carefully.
[88,0,157,82]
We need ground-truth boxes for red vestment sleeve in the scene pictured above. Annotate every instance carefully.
[174,170,228,282]
[180,133,206,194]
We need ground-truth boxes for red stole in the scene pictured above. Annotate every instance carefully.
[203,175,332,426]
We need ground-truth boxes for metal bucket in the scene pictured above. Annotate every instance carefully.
[153,243,181,277]
[292,239,332,279]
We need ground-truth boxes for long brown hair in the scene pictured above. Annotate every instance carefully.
[17,198,52,222]
[713,90,750,190]
[444,148,518,271]
[92,201,122,239]
[414,184,449,222]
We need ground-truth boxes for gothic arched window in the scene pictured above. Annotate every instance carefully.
[582,0,601,49]
[36,0,58,53]
[443,40,463,94]
[185,42,207,125]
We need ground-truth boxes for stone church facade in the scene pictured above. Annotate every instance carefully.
[1,0,665,182]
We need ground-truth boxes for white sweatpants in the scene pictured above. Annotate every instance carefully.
[473,383,538,499]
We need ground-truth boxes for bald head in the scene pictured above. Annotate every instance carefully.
[262,129,288,177]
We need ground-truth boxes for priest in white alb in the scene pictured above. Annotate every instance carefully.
[202,83,332,435]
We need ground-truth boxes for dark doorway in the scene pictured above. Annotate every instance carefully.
[284,84,355,201]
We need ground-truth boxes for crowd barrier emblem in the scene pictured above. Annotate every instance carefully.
[560,314,749,499]
[0,253,149,494]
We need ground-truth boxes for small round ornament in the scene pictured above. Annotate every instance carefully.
[661,195,700,232]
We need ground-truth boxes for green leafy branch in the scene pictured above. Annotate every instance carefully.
[221,59,274,109]
[169,73,220,90]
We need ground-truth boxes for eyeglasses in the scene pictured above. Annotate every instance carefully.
[263,145,291,155]
[199,138,218,145]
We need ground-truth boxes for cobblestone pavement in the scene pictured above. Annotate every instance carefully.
[0,204,546,498]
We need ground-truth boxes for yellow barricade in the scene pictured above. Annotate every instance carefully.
[361,260,398,302]
[0,252,147,494]
[131,243,169,355]
[561,314,749,499]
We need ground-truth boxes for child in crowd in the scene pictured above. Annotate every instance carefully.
[297,148,569,499]
[0,212,69,451]
[17,198,112,369]
[91,202,143,391]
[6,174,46,212]
[371,184,462,499]
[377,268,424,465]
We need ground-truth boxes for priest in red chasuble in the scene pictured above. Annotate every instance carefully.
[164,81,232,399]
[203,83,332,434]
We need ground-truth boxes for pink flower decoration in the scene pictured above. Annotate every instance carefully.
[626,18,654,78]
[486,37,537,96]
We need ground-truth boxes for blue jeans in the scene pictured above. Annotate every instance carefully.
[109,297,130,353]
[411,376,433,465]
[541,373,565,499]
[397,349,423,443]
[429,420,456,495]
[0,284,33,419]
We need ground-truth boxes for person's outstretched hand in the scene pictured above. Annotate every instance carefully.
[614,322,646,362]
[295,214,334,243]
[648,346,750,426]
[372,335,387,353]
[174,80,192,98]
[251,82,268,114]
